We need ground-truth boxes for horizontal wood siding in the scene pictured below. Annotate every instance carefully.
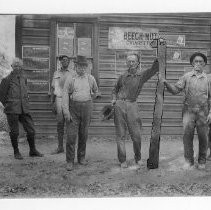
[97,14,211,136]
[20,14,211,137]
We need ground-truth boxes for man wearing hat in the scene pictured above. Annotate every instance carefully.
[112,52,159,169]
[160,52,211,170]
[0,58,43,159]
[62,55,100,171]
[51,55,73,154]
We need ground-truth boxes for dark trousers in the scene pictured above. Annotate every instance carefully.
[182,105,208,164]
[66,100,92,163]
[114,100,142,163]
[6,113,36,153]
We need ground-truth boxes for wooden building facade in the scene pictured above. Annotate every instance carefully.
[16,13,211,137]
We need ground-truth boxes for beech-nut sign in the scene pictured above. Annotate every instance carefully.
[108,27,159,50]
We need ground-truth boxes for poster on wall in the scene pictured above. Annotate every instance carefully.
[78,38,92,57]
[57,27,74,39]
[108,27,159,50]
[58,38,74,57]
[22,45,50,92]
[23,46,50,58]
[167,49,207,63]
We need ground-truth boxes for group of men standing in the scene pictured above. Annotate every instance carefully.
[0,51,211,171]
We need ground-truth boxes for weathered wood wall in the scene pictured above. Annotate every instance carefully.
[20,14,211,137]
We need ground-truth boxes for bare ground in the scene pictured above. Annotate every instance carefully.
[1,132,211,198]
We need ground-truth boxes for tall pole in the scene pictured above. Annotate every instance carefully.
[147,38,166,169]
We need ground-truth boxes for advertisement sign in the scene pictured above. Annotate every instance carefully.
[22,45,50,92]
[78,38,92,57]
[23,46,49,58]
[108,27,159,50]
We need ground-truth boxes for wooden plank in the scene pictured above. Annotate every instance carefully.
[22,19,50,29]
[148,38,166,169]
[99,23,210,34]
[22,36,49,45]
[22,28,50,37]
[98,15,211,25]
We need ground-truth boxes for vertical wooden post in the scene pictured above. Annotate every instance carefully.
[147,38,166,169]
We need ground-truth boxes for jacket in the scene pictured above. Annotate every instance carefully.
[0,70,30,114]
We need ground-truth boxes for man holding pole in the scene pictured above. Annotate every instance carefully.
[111,52,159,168]
[160,52,211,170]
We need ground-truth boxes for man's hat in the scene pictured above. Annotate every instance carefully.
[100,105,114,121]
[190,52,207,65]
[58,55,70,61]
[74,55,88,66]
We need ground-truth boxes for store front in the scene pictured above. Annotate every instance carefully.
[16,14,211,137]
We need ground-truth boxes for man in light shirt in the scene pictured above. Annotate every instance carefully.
[62,55,100,171]
[160,52,211,170]
[51,55,73,154]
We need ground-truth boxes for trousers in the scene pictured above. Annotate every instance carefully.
[114,100,142,163]
[66,100,92,163]
[182,105,208,164]
[6,113,36,153]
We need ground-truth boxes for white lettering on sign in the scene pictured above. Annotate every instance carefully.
[108,27,159,50]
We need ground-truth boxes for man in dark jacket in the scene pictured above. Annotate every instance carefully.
[112,52,159,169]
[0,58,43,160]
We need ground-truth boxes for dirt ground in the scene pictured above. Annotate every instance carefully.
[1,132,211,198]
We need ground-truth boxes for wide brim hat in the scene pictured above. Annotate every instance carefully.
[190,52,207,66]
[100,105,114,121]
[58,55,70,61]
[74,55,88,66]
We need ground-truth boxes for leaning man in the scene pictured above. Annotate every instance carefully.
[112,52,159,168]
[62,55,100,171]
[51,55,73,154]
[160,52,211,170]
[0,58,43,159]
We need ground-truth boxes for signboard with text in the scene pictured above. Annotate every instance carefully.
[22,46,50,92]
[108,27,159,50]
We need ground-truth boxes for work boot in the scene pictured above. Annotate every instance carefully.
[135,159,143,168]
[29,149,44,157]
[14,151,23,160]
[78,158,88,166]
[183,160,194,170]
[120,161,128,168]
[197,163,206,170]
[66,162,74,171]
[51,147,64,155]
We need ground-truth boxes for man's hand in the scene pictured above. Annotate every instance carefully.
[64,112,73,123]
[207,113,211,124]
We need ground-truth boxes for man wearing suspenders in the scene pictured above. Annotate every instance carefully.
[62,55,100,171]
[160,52,211,170]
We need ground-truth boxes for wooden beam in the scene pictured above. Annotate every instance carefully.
[147,38,167,169]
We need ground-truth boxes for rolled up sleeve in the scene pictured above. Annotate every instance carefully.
[62,75,74,117]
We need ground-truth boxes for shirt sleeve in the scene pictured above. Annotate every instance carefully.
[62,75,74,116]
[112,75,123,101]
[141,59,159,83]
[165,75,186,95]
[90,75,98,94]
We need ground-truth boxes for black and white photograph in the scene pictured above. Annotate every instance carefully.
[0,0,211,209]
